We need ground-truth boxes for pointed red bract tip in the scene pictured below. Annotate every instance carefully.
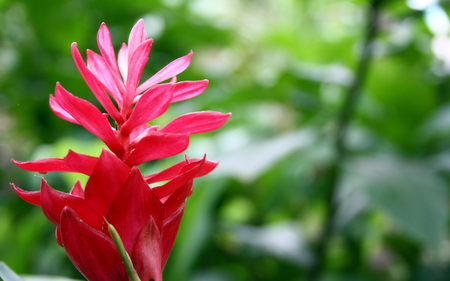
[130,216,163,281]
[170,79,209,103]
[70,180,84,198]
[12,158,73,174]
[160,111,231,135]
[10,183,41,206]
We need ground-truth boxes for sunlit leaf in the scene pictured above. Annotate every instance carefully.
[345,157,448,248]
[0,262,24,281]
[22,276,82,281]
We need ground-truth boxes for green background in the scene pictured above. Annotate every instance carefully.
[1,0,450,280]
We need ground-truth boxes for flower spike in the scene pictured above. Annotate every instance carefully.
[11,18,230,280]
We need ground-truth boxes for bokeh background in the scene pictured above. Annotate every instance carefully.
[1,0,450,280]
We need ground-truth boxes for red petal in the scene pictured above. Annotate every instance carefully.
[123,39,153,110]
[12,158,72,174]
[170,80,209,103]
[130,216,163,281]
[145,162,185,184]
[60,207,126,281]
[195,159,219,177]
[54,83,124,155]
[84,150,131,217]
[160,204,185,268]
[55,227,63,247]
[106,167,164,254]
[129,127,162,149]
[64,150,98,176]
[49,95,80,124]
[41,178,102,229]
[118,43,128,83]
[120,83,173,134]
[87,50,123,108]
[69,180,84,198]
[97,23,120,77]
[145,158,218,184]
[130,124,159,143]
[160,111,231,135]
[163,180,193,220]
[71,43,123,123]
[10,183,41,206]
[124,132,189,167]
[127,19,147,65]
[136,51,193,95]
[152,158,204,199]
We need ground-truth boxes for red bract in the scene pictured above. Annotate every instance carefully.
[13,150,208,281]
[11,19,229,281]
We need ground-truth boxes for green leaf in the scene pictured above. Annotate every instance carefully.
[0,261,83,281]
[105,219,141,281]
[345,157,449,248]
[211,129,316,182]
[22,276,82,281]
[0,262,24,281]
[164,178,228,281]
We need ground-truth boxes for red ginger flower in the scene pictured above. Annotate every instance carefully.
[11,19,230,281]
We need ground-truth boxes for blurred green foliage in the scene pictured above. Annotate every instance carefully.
[2,0,450,280]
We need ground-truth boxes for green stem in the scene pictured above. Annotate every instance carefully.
[105,219,142,281]
[307,0,384,280]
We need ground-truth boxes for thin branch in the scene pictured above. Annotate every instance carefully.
[306,0,384,280]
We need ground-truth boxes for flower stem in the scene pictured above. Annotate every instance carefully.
[306,0,384,280]
[106,219,142,281]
